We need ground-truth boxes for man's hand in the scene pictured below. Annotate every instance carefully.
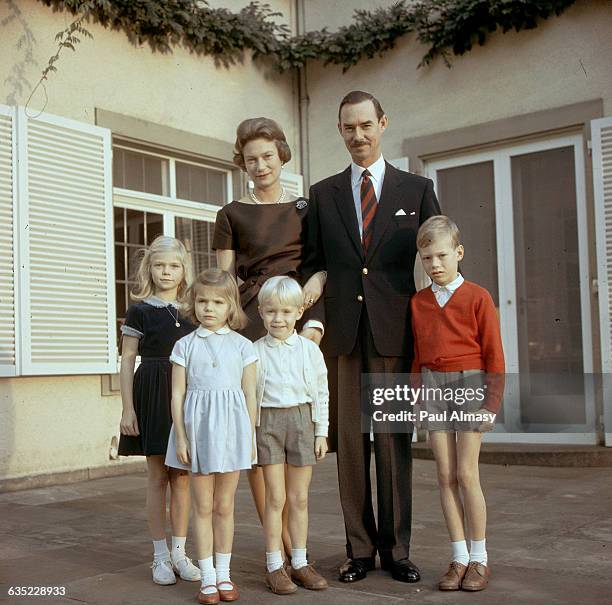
[315,436,328,460]
[300,327,323,346]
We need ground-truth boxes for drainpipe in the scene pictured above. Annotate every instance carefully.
[295,0,310,191]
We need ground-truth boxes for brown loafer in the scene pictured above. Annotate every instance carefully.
[265,567,298,594]
[461,562,490,591]
[197,586,220,604]
[217,581,239,602]
[290,564,328,590]
[438,561,468,590]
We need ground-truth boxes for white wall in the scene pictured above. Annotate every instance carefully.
[0,0,297,481]
[302,0,612,182]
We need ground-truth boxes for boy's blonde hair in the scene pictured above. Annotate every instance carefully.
[258,276,304,308]
[131,236,191,302]
[416,215,462,250]
[185,268,248,330]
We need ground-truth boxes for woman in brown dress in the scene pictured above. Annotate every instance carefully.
[213,117,326,558]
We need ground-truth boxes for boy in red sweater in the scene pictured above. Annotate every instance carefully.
[411,215,504,592]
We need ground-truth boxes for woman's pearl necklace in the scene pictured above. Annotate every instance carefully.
[249,187,287,205]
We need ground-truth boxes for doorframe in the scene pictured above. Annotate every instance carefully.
[424,133,596,444]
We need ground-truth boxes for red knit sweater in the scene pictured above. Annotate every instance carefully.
[410,280,505,413]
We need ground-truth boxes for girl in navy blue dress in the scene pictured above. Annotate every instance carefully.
[118,236,200,586]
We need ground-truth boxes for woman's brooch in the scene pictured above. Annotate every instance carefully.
[296,199,308,210]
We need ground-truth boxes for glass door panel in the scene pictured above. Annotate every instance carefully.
[436,161,499,305]
[511,146,586,426]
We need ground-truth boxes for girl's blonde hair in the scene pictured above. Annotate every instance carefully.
[416,215,462,250]
[131,236,192,302]
[185,268,248,330]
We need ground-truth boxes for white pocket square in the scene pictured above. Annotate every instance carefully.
[395,209,407,216]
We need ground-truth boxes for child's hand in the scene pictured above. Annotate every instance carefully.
[120,409,139,436]
[476,408,496,433]
[314,436,328,460]
[176,437,191,465]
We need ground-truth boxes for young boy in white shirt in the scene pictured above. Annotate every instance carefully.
[254,276,329,595]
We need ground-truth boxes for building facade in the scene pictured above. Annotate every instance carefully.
[1,0,612,486]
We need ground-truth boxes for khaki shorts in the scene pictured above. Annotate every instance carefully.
[256,403,316,467]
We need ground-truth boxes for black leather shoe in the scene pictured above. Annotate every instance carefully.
[381,557,421,583]
[338,557,375,583]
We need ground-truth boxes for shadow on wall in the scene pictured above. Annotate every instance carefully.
[2,0,39,106]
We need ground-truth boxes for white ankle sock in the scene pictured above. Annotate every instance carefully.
[469,539,488,565]
[153,539,170,561]
[451,540,469,565]
[215,552,232,590]
[198,556,217,594]
[171,536,187,561]
[266,550,284,573]
[291,547,307,570]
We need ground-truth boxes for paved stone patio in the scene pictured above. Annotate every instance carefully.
[1,455,611,604]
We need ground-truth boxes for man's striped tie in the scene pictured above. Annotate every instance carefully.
[360,169,377,252]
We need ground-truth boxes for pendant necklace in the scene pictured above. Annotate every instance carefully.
[203,334,225,368]
[165,305,181,328]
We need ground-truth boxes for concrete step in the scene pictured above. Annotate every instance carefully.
[413,441,612,467]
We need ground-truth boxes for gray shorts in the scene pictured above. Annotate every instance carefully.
[420,369,489,432]
[256,403,316,467]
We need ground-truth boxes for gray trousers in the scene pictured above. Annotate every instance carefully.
[336,308,413,561]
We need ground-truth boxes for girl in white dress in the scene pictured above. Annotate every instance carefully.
[166,268,258,604]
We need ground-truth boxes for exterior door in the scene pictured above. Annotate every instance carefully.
[426,134,596,444]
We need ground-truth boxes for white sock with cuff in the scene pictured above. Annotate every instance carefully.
[198,556,217,594]
[469,539,488,565]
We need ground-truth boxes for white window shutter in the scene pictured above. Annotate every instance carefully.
[17,108,116,375]
[0,106,17,376]
[280,170,304,197]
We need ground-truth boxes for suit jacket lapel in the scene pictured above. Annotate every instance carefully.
[333,166,364,259]
[367,162,400,260]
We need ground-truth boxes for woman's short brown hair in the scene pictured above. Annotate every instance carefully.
[233,117,291,170]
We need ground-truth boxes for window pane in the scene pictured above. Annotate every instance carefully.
[126,208,145,245]
[436,161,499,305]
[511,146,584,423]
[113,148,168,196]
[114,207,125,244]
[207,170,226,205]
[114,207,163,344]
[175,217,216,275]
[176,161,226,206]
[146,212,164,244]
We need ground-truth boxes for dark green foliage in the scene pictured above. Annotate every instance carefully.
[35,0,578,71]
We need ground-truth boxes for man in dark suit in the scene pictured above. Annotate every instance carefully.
[302,91,440,583]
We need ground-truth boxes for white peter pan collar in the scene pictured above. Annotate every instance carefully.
[143,295,180,309]
[264,330,299,348]
[196,325,231,338]
[431,273,464,294]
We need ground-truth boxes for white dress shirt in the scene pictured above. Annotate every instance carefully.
[259,331,312,408]
[431,273,464,307]
[351,154,386,237]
